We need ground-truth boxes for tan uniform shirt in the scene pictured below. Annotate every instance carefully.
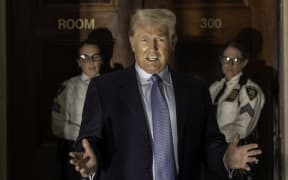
[51,73,97,141]
[209,72,265,143]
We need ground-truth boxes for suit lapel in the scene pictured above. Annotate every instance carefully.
[118,66,153,148]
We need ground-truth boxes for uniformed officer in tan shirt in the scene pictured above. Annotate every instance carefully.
[209,41,265,179]
[210,41,265,143]
[51,40,103,180]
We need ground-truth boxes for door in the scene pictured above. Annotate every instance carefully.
[144,0,279,179]
[172,1,278,180]
[7,0,140,179]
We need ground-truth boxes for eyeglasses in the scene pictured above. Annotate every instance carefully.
[78,53,101,63]
[219,56,244,65]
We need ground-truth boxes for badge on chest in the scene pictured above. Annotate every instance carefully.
[225,89,239,102]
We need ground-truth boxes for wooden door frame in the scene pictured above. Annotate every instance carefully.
[280,0,288,179]
[0,0,7,179]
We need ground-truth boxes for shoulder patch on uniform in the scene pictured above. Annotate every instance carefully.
[240,103,254,117]
[225,89,239,102]
[246,86,258,100]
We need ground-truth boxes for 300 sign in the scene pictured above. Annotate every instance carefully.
[200,18,222,29]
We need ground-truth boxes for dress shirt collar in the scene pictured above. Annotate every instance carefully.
[135,64,172,85]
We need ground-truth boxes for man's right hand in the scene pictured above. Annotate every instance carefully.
[69,138,97,177]
[224,134,262,171]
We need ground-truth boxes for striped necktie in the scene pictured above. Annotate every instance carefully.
[151,74,176,180]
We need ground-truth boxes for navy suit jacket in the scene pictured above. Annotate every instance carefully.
[76,65,228,180]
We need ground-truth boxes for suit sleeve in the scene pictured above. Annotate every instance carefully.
[204,83,229,179]
[75,79,104,163]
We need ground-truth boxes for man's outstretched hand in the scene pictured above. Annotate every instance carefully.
[224,134,262,171]
[69,138,97,177]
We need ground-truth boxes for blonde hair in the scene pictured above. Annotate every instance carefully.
[129,9,177,45]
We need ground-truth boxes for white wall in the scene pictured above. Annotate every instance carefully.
[0,0,7,179]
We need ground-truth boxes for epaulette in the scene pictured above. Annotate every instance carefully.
[225,89,239,102]
[246,86,258,100]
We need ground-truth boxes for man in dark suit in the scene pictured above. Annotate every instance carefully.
[69,9,261,180]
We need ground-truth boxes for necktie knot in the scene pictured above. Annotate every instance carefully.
[151,74,165,97]
[151,74,162,83]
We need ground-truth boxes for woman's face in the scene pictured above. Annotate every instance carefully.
[221,47,247,80]
[78,44,102,78]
